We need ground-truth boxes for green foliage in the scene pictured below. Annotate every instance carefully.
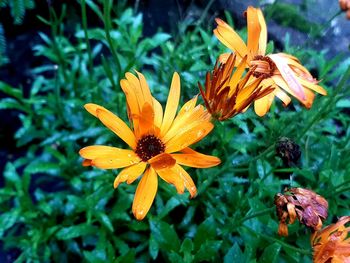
[0,1,350,262]
[0,0,35,24]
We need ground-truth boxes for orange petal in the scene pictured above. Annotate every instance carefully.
[82,159,92,166]
[165,121,214,153]
[174,164,197,198]
[153,98,163,130]
[137,102,155,137]
[228,56,248,96]
[275,87,292,106]
[257,8,267,55]
[120,78,140,118]
[154,166,185,194]
[214,18,248,59]
[149,153,176,170]
[95,107,136,149]
[160,72,181,136]
[114,162,147,188]
[178,95,198,117]
[171,148,221,168]
[295,76,327,96]
[132,167,158,220]
[91,154,140,169]
[254,92,275,116]
[125,72,145,112]
[135,71,154,108]
[247,6,261,57]
[84,103,106,118]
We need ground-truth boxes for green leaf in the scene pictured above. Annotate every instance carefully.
[96,212,114,232]
[4,162,20,184]
[150,220,180,252]
[193,216,216,250]
[55,224,97,240]
[194,240,222,262]
[0,81,22,99]
[224,243,244,263]
[259,243,281,263]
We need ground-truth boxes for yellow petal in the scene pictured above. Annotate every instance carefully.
[171,148,221,168]
[149,153,176,170]
[165,121,214,153]
[95,107,137,149]
[228,56,248,95]
[132,167,158,220]
[214,18,248,59]
[254,92,275,116]
[275,88,292,106]
[257,8,267,55]
[114,162,147,188]
[295,76,327,95]
[137,102,155,137]
[125,72,144,112]
[80,145,134,159]
[247,6,261,57]
[160,72,181,136]
[84,103,106,118]
[178,95,198,117]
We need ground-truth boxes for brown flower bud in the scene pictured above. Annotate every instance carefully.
[275,137,301,167]
[339,0,348,11]
[312,216,350,262]
[274,188,328,236]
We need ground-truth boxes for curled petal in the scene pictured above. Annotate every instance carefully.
[113,162,147,188]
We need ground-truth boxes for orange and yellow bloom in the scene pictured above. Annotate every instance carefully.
[198,53,274,121]
[79,71,220,220]
[312,216,350,263]
[214,6,327,116]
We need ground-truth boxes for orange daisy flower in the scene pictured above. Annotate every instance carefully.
[79,71,220,220]
[312,216,350,263]
[198,53,274,120]
[214,6,327,116]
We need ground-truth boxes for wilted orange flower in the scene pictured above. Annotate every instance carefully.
[214,6,327,116]
[274,187,328,236]
[79,71,220,220]
[339,0,350,19]
[198,53,274,121]
[312,216,350,263]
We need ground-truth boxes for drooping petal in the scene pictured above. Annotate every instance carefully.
[214,18,248,59]
[254,91,275,116]
[247,6,261,57]
[149,153,176,170]
[160,72,181,136]
[165,121,214,153]
[275,88,292,106]
[132,167,158,220]
[269,54,306,102]
[171,148,221,168]
[114,161,147,188]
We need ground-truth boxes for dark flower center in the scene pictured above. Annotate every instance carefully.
[135,134,165,162]
[250,55,276,79]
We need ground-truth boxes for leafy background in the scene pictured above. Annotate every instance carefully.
[0,0,350,262]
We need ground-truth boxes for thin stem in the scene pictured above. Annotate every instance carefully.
[240,207,274,223]
[242,226,312,255]
[103,0,122,81]
[81,0,94,89]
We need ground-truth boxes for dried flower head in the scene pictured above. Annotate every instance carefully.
[275,137,301,167]
[214,6,327,116]
[198,53,274,121]
[312,216,350,263]
[274,188,328,236]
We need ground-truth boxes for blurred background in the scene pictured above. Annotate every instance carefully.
[0,0,349,262]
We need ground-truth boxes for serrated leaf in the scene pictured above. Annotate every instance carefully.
[150,220,180,252]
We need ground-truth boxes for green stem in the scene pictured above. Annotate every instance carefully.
[103,0,122,81]
[242,225,311,255]
[240,207,274,223]
[81,0,94,89]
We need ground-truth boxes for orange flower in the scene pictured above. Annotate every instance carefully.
[312,216,350,263]
[214,6,327,116]
[198,53,274,121]
[79,71,220,220]
[274,188,328,236]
